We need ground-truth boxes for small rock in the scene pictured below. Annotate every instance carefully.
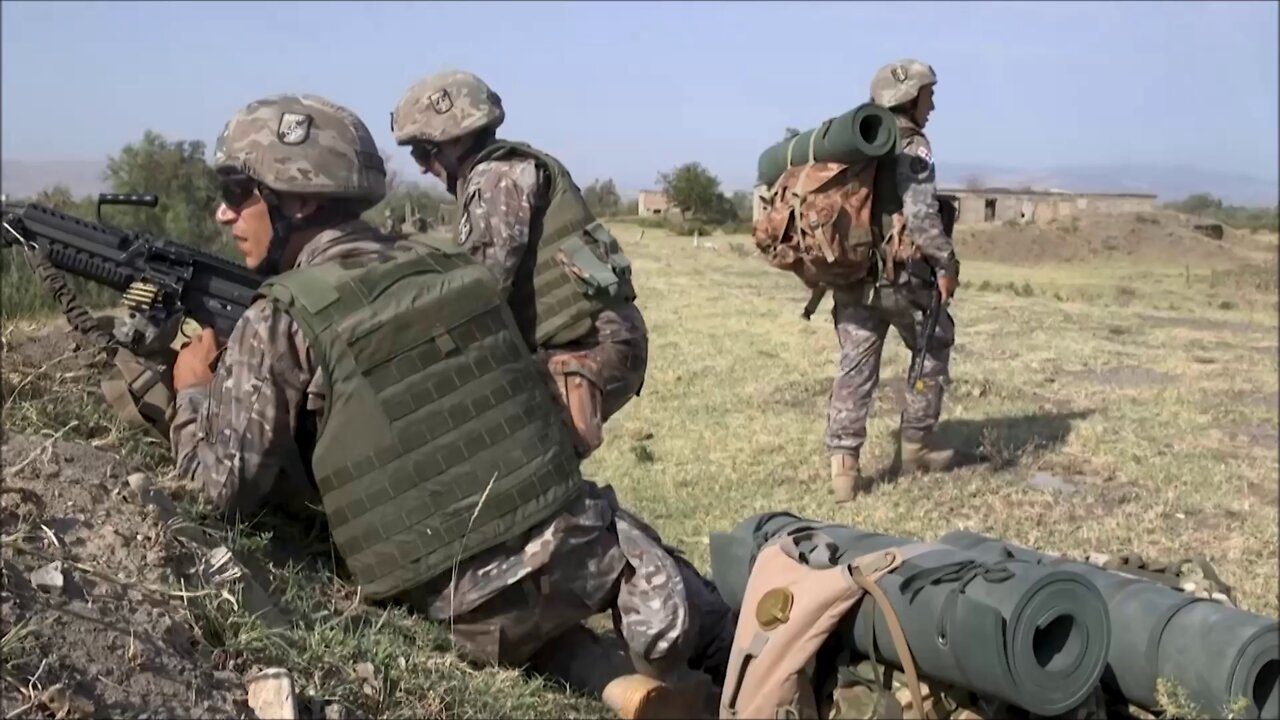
[40,684,95,718]
[31,561,66,594]
[126,472,151,493]
[246,668,299,720]
[1027,471,1080,496]
[354,661,379,698]
[323,701,349,720]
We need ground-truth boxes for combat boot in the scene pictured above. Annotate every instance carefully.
[602,674,709,719]
[899,435,955,473]
[831,452,873,503]
[529,625,711,719]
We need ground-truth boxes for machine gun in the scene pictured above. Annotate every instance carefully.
[2,194,263,438]
[2,194,262,354]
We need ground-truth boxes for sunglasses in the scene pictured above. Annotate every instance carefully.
[216,169,260,210]
[409,142,439,167]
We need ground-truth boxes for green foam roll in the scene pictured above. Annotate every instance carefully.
[940,529,1280,719]
[1157,600,1278,718]
[756,103,899,187]
[708,513,1111,716]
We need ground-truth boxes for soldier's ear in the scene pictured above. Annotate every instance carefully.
[281,195,323,220]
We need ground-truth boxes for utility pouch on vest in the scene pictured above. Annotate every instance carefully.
[556,224,632,303]
[100,346,177,441]
[544,351,605,458]
[718,543,925,720]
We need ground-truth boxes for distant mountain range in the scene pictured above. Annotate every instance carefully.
[4,158,1277,208]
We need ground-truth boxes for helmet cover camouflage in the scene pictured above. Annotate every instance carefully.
[869,59,938,109]
[391,70,505,146]
[213,94,386,202]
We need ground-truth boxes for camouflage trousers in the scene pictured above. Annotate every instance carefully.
[401,482,733,684]
[825,281,955,455]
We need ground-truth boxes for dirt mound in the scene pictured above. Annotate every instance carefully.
[956,211,1256,266]
[1,432,248,718]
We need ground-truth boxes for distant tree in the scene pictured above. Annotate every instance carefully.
[658,162,723,220]
[1167,192,1225,216]
[102,130,223,251]
[963,175,986,190]
[583,178,622,217]
[730,190,753,220]
[1163,192,1278,232]
[34,184,95,215]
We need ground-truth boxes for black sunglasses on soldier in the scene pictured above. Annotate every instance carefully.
[215,169,258,209]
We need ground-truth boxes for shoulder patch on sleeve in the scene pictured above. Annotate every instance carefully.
[915,144,933,164]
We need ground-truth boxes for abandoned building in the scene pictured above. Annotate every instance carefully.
[938,187,1158,225]
[637,190,673,217]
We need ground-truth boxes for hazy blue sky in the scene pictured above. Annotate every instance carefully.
[3,1,1277,192]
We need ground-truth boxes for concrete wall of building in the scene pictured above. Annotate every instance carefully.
[944,189,1156,226]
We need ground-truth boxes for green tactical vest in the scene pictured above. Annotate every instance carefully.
[258,241,584,601]
[462,140,636,350]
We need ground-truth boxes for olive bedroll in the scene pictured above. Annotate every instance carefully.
[708,512,1111,717]
[756,103,899,188]
[941,530,1279,719]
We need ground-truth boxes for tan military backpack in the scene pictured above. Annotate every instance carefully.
[752,132,916,309]
[718,534,929,720]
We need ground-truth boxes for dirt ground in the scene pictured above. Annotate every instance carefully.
[955,210,1275,268]
[1,432,250,718]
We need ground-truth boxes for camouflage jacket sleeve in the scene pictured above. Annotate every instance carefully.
[899,135,960,278]
[457,159,539,296]
[169,299,316,518]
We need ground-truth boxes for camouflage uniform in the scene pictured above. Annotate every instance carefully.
[391,71,648,441]
[457,155,649,419]
[177,94,731,701]
[169,224,726,676]
[827,60,960,486]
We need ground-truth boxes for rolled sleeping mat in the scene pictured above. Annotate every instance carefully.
[1157,600,1279,719]
[943,531,1201,709]
[708,515,1110,717]
[940,530,1280,719]
[843,542,1110,717]
[756,103,899,187]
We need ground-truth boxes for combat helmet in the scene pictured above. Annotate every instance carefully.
[390,71,505,146]
[213,93,386,205]
[869,59,938,109]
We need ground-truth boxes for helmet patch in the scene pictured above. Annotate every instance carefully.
[277,112,312,145]
[429,89,453,114]
[891,64,909,83]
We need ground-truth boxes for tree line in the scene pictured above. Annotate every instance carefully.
[1162,193,1278,233]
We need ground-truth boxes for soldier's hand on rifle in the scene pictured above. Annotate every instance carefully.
[174,328,221,391]
[937,273,958,304]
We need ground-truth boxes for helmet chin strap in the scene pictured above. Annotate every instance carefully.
[442,132,494,197]
[255,187,296,278]
[255,186,339,278]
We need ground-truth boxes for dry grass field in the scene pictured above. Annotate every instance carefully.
[2,210,1276,717]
